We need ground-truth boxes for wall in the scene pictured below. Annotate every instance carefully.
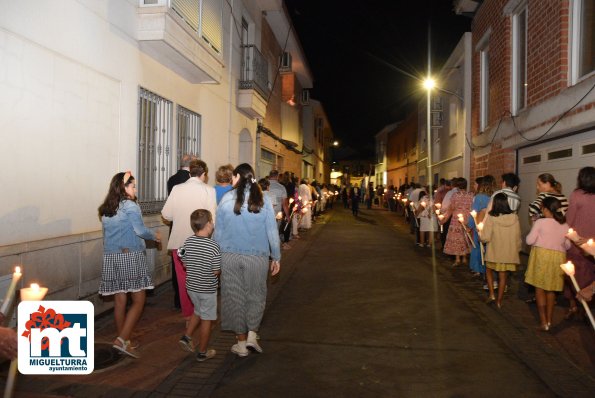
[0,0,258,311]
[386,111,418,187]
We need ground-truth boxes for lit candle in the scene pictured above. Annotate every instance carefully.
[420,201,427,208]
[20,283,48,301]
[435,203,442,210]
[289,198,294,204]
[438,214,445,233]
[301,208,308,214]
[276,211,283,220]
[580,238,595,256]
[470,210,477,223]
[0,266,22,315]
[435,209,440,215]
[560,261,595,331]
[477,222,484,231]
[566,228,580,242]
[298,196,302,201]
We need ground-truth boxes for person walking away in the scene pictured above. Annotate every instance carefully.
[99,171,161,358]
[563,166,595,320]
[442,178,474,267]
[214,164,234,204]
[167,154,195,310]
[162,160,217,321]
[468,176,495,280]
[350,184,361,216]
[488,173,521,213]
[177,209,220,361]
[528,173,568,223]
[479,193,521,308]
[214,163,281,356]
[268,170,289,247]
[298,179,313,229]
[524,197,570,330]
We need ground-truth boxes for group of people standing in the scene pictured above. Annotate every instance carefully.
[98,157,312,361]
[400,167,595,329]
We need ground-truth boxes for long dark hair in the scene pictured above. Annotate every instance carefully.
[489,192,512,217]
[233,163,263,215]
[577,166,595,194]
[98,172,135,218]
[542,196,565,224]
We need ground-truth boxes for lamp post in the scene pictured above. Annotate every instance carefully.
[423,77,434,211]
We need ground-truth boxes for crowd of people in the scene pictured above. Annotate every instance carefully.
[98,156,339,362]
[390,167,595,330]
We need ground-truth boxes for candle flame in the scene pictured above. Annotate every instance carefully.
[15,266,21,274]
[477,222,484,231]
[435,203,442,209]
[560,261,575,276]
[588,238,594,246]
[31,283,40,290]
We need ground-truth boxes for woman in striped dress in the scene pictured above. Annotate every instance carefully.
[442,178,475,266]
[214,164,281,357]
[98,172,160,358]
[528,173,568,223]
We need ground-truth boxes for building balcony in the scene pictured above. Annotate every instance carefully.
[238,45,270,119]
[137,1,223,84]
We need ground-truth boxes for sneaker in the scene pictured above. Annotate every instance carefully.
[196,349,216,362]
[493,281,499,289]
[246,331,263,353]
[231,343,249,357]
[178,335,194,352]
[482,284,489,290]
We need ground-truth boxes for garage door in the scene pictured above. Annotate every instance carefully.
[517,129,595,245]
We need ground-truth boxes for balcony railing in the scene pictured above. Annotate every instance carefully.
[240,45,270,99]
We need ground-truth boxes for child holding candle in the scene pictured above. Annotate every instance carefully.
[416,191,439,247]
[524,197,571,330]
[479,193,521,308]
[98,171,161,358]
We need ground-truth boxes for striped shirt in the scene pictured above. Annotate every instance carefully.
[528,192,569,219]
[490,188,521,213]
[179,236,221,293]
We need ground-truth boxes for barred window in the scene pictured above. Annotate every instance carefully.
[177,105,201,166]
[138,88,173,214]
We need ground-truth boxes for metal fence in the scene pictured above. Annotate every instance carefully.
[239,45,270,99]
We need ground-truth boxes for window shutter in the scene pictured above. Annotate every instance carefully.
[200,0,222,53]
[171,0,199,32]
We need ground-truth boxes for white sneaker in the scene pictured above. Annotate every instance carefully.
[231,343,249,357]
[246,331,263,353]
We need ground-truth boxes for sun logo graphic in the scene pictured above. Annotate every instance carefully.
[18,301,94,374]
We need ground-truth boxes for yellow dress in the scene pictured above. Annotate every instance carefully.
[524,246,566,291]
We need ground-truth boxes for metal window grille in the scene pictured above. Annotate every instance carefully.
[240,45,270,99]
[138,87,172,214]
[177,106,201,166]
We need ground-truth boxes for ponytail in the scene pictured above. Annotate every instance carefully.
[542,196,565,224]
[538,173,562,194]
[232,163,264,215]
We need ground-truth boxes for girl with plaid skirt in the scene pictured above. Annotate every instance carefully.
[98,172,161,358]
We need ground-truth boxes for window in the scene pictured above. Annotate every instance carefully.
[138,88,173,213]
[511,3,528,114]
[171,0,222,53]
[571,0,595,82]
[177,106,201,166]
[449,101,460,136]
[480,47,490,131]
[522,154,541,164]
[582,143,595,154]
[547,148,572,160]
[261,148,276,163]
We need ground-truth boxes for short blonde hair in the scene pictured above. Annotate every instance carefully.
[215,164,234,184]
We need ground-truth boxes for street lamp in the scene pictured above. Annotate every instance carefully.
[333,140,339,146]
[424,76,434,198]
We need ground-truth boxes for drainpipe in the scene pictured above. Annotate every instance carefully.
[227,0,234,163]
[255,119,262,178]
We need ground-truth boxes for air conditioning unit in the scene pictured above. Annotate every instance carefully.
[301,89,310,105]
[279,52,292,70]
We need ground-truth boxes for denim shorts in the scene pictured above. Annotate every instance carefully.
[187,291,218,321]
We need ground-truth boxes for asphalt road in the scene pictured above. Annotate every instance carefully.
[211,207,556,398]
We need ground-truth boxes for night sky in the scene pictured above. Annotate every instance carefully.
[285,0,471,158]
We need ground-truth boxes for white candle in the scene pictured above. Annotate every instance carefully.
[0,266,22,315]
[477,222,484,231]
[435,203,442,210]
[435,209,440,215]
[276,211,283,220]
[566,228,580,242]
[470,210,477,223]
[560,261,595,331]
[420,201,427,208]
[20,283,48,301]
[289,198,294,204]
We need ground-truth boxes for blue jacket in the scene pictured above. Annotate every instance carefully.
[102,200,155,253]
[214,189,281,261]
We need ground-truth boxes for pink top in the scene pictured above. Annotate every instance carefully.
[526,218,571,253]
[566,189,595,239]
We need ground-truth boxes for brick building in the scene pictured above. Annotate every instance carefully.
[460,0,595,234]
[386,110,419,188]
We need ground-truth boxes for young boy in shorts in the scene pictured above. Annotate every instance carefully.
[178,209,221,362]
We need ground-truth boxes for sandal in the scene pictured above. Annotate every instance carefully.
[113,336,140,359]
